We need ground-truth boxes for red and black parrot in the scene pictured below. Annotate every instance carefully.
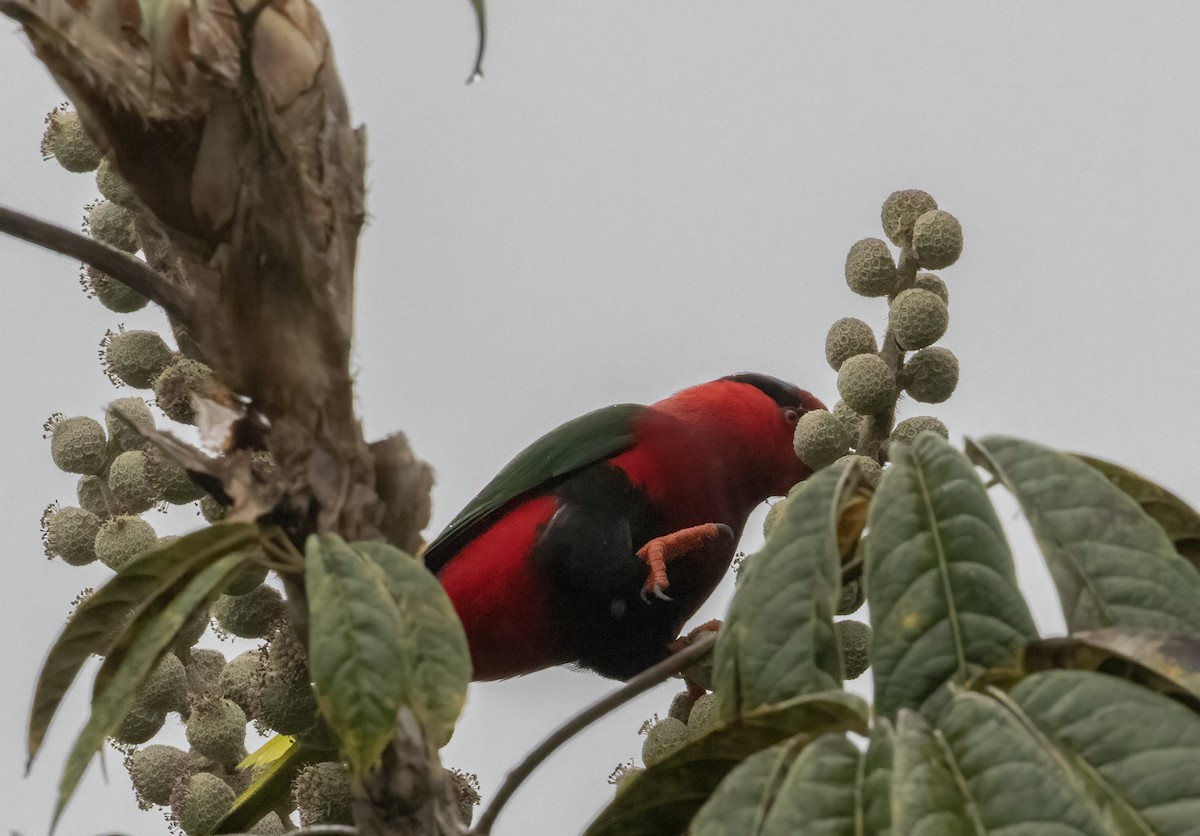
[423,373,825,681]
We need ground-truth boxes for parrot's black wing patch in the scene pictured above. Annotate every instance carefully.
[423,402,646,574]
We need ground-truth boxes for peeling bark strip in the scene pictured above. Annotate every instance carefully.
[2,1,449,831]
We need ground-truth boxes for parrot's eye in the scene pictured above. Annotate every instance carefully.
[783,408,801,425]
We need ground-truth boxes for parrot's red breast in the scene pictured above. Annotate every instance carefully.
[425,374,825,681]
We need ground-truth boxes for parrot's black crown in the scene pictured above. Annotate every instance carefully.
[721,372,804,408]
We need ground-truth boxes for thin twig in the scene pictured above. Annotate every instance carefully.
[229,827,357,836]
[470,632,718,836]
[0,204,190,318]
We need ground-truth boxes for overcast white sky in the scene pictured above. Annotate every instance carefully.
[3,2,1200,834]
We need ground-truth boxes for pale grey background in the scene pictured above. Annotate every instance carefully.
[3,2,1198,833]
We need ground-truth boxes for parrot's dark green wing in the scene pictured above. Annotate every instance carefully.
[424,403,646,574]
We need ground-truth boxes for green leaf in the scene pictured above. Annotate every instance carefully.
[585,690,868,836]
[352,540,472,747]
[758,734,862,835]
[53,550,250,830]
[970,436,1200,634]
[1007,671,1200,835]
[306,533,407,777]
[862,720,894,836]
[1074,453,1200,569]
[893,693,1111,836]
[866,434,1037,719]
[714,464,856,720]
[1023,628,1200,710]
[216,737,330,834]
[688,738,805,836]
[28,522,258,767]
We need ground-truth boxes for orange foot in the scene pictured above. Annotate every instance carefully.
[636,523,734,603]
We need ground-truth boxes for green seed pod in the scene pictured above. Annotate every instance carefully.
[143,446,205,504]
[614,765,644,795]
[913,271,949,305]
[174,607,211,657]
[95,157,139,209]
[762,498,789,539]
[254,627,320,734]
[641,717,689,767]
[47,414,108,475]
[185,648,225,698]
[686,694,719,739]
[881,189,938,246]
[246,813,289,835]
[199,494,227,524]
[836,354,896,416]
[837,619,872,680]
[81,265,148,313]
[224,556,268,596]
[84,199,139,253]
[127,743,191,807]
[219,649,265,715]
[667,690,695,724]
[901,347,960,404]
[154,357,217,425]
[102,329,174,389]
[141,651,189,716]
[892,415,950,446]
[77,475,111,518]
[185,696,247,767]
[844,238,898,297]
[213,585,284,639]
[172,772,236,836]
[447,768,481,826]
[113,698,167,745]
[95,514,157,571]
[889,288,949,351]
[824,317,878,371]
[837,577,865,616]
[106,397,155,452]
[682,650,714,693]
[831,400,863,440]
[42,504,102,566]
[793,410,854,470]
[834,454,882,488]
[41,106,102,173]
[293,761,353,826]
[912,209,963,269]
[108,450,157,514]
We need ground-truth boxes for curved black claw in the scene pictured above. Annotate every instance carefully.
[715,523,734,540]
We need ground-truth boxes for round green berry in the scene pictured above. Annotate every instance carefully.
[834,454,883,488]
[43,504,102,566]
[641,717,689,767]
[824,317,878,371]
[106,397,155,452]
[213,585,284,639]
[912,209,963,269]
[48,415,108,475]
[77,475,111,518]
[142,652,189,715]
[247,813,289,835]
[174,607,211,657]
[844,238,898,297]
[901,347,959,404]
[219,649,264,714]
[889,288,949,351]
[113,698,166,745]
[686,694,719,739]
[85,199,139,253]
[837,619,872,680]
[253,628,319,734]
[913,271,949,305]
[793,410,854,470]
[836,354,896,416]
[667,690,695,724]
[832,400,863,440]
[143,446,205,504]
[154,357,216,425]
[41,106,101,173]
[81,265,148,313]
[186,696,247,767]
[881,189,938,246]
[127,743,191,806]
[614,766,644,795]
[892,415,949,446]
[172,772,236,836]
[224,557,268,596]
[96,158,139,210]
[199,494,227,523]
[185,647,225,698]
[108,450,157,514]
[293,761,353,826]
[95,515,157,571]
[837,577,865,616]
[102,330,174,389]
[762,498,789,539]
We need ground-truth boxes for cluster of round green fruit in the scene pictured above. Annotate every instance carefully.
[793,189,962,474]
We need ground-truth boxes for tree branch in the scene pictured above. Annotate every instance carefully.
[470,632,718,836]
[0,204,191,319]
